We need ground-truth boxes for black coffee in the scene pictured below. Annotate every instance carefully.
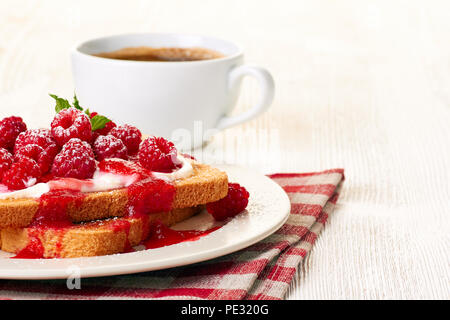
[93,46,224,62]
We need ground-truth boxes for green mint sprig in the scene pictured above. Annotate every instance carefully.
[49,94,72,113]
[49,93,111,131]
[90,114,111,131]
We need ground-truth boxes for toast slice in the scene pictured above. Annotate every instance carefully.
[1,206,202,258]
[0,162,227,228]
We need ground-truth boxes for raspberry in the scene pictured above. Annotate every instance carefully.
[138,136,178,172]
[93,135,128,161]
[51,138,96,179]
[14,144,55,174]
[109,124,142,155]
[51,108,92,146]
[62,137,95,158]
[0,116,27,150]
[2,157,41,190]
[14,129,58,153]
[0,148,14,180]
[206,183,250,221]
[14,129,59,171]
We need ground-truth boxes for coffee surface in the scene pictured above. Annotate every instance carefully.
[93,46,224,62]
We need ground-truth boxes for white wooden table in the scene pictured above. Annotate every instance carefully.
[0,0,449,299]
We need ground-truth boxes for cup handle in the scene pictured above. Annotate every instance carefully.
[215,65,275,130]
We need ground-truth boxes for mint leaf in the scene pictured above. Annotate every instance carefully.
[90,115,111,131]
[72,94,83,111]
[84,108,91,117]
[49,94,72,113]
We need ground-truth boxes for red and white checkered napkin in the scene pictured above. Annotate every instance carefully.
[0,169,344,300]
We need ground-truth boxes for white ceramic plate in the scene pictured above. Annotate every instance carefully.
[0,165,290,279]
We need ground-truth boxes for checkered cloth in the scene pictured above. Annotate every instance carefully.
[0,169,344,300]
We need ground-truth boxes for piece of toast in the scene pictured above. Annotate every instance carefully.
[0,162,227,228]
[1,206,202,258]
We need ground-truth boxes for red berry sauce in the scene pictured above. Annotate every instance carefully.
[126,178,175,217]
[10,189,86,259]
[11,230,45,259]
[98,158,176,217]
[31,189,85,228]
[97,158,150,180]
[107,219,135,253]
[144,221,220,249]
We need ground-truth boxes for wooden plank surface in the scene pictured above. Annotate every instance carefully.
[0,0,449,299]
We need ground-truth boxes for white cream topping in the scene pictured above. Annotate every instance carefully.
[153,154,193,181]
[0,155,194,200]
[0,182,50,200]
[79,171,139,193]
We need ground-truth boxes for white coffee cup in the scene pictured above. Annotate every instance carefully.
[71,33,274,150]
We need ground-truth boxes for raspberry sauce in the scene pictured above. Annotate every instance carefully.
[11,230,44,259]
[98,158,176,217]
[126,178,175,217]
[98,158,149,179]
[107,219,135,253]
[144,221,220,249]
[12,189,86,258]
[31,189,85,228]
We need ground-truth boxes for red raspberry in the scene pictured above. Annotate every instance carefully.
[14,144,55,174]
[14,128,57,153]
[0,148,14,180]
[93,135,128,161]
[109,124,142,155]
[51,138,96,179]
[51,108,92,146]
[14,129,59,168]
[0,116,27,150]
[206,183,250,221]
[2,157,41,190]
[61,137,95,158]
[138,136,178,172]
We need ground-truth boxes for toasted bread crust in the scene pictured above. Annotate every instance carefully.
[1,206,202,258]
[0,163,227,228]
